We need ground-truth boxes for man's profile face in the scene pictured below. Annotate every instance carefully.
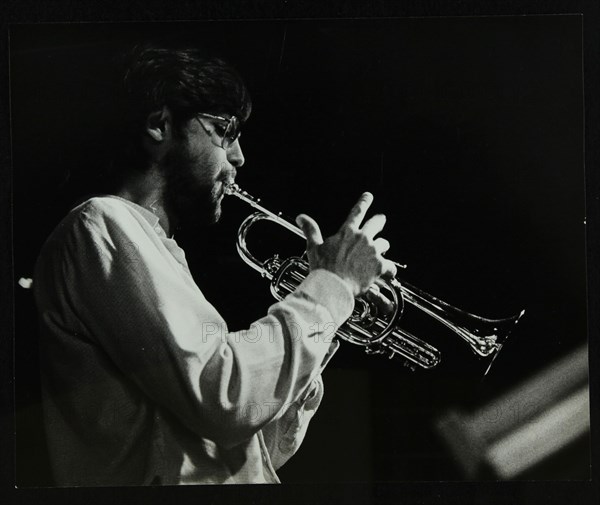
[161,114,243,229]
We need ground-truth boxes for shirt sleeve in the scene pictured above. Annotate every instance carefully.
[36,199,354,450]
[259,371,324,470]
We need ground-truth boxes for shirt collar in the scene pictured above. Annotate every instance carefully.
[105,195,169,238]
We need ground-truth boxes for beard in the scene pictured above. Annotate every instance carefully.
[161,144,224,231]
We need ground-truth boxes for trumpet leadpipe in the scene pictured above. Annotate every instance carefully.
[225,183,305,239]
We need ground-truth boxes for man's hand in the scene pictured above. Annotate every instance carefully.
[295,192,397,298]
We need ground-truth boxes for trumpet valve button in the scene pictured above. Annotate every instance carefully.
[365,345,383,355]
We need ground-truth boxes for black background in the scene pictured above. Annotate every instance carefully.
[4,6,598,505]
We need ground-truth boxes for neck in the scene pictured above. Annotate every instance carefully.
[115,168,173,237]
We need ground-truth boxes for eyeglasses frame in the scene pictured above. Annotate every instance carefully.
[195,112,241,149]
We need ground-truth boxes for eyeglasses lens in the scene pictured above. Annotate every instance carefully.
[223,117,240,149]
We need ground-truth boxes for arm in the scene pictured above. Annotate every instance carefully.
[260,368,330,470]
[38,198,354,449]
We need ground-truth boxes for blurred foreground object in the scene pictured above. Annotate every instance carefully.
[436,345,590,479]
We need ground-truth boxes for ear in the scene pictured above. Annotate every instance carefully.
[145,106,171,143]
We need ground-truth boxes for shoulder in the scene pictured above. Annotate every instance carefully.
[68,195,157,235]
[74,195,142,224]
[42,195,150,251]
[33,197,137,286]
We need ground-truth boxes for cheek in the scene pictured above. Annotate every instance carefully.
[192,146,227,182]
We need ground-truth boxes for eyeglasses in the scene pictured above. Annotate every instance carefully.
[195,113,241,149]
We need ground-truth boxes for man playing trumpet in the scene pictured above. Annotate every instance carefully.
[33,43,397,485]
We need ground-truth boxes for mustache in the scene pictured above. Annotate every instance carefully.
[218,167,237,184]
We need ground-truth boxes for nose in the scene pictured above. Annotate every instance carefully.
[227,139,245,168]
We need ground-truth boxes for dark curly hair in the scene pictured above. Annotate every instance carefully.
[106,42,252,182]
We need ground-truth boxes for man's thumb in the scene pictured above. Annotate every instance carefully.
[295,214,324,246]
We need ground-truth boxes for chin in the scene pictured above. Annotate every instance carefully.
[207,195,223,223]
[215,205,223,222]
[208,205,222,225]
[175,199,222,229]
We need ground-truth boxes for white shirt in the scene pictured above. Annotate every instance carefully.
[33,195,354,486]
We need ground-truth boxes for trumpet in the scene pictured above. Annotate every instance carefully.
[225,183,525,373]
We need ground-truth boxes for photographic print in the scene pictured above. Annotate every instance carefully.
[6,12,595,504]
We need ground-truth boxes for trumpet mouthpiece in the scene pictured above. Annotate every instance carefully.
[224,183,240,196]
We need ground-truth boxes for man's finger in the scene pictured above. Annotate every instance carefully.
[365,285,395,317]
[380,258,398,280]
[296,214,324,247]
[340,192,374,231]
[374,278,387,289]
[373,237,390,256]
[361,214,386,239]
